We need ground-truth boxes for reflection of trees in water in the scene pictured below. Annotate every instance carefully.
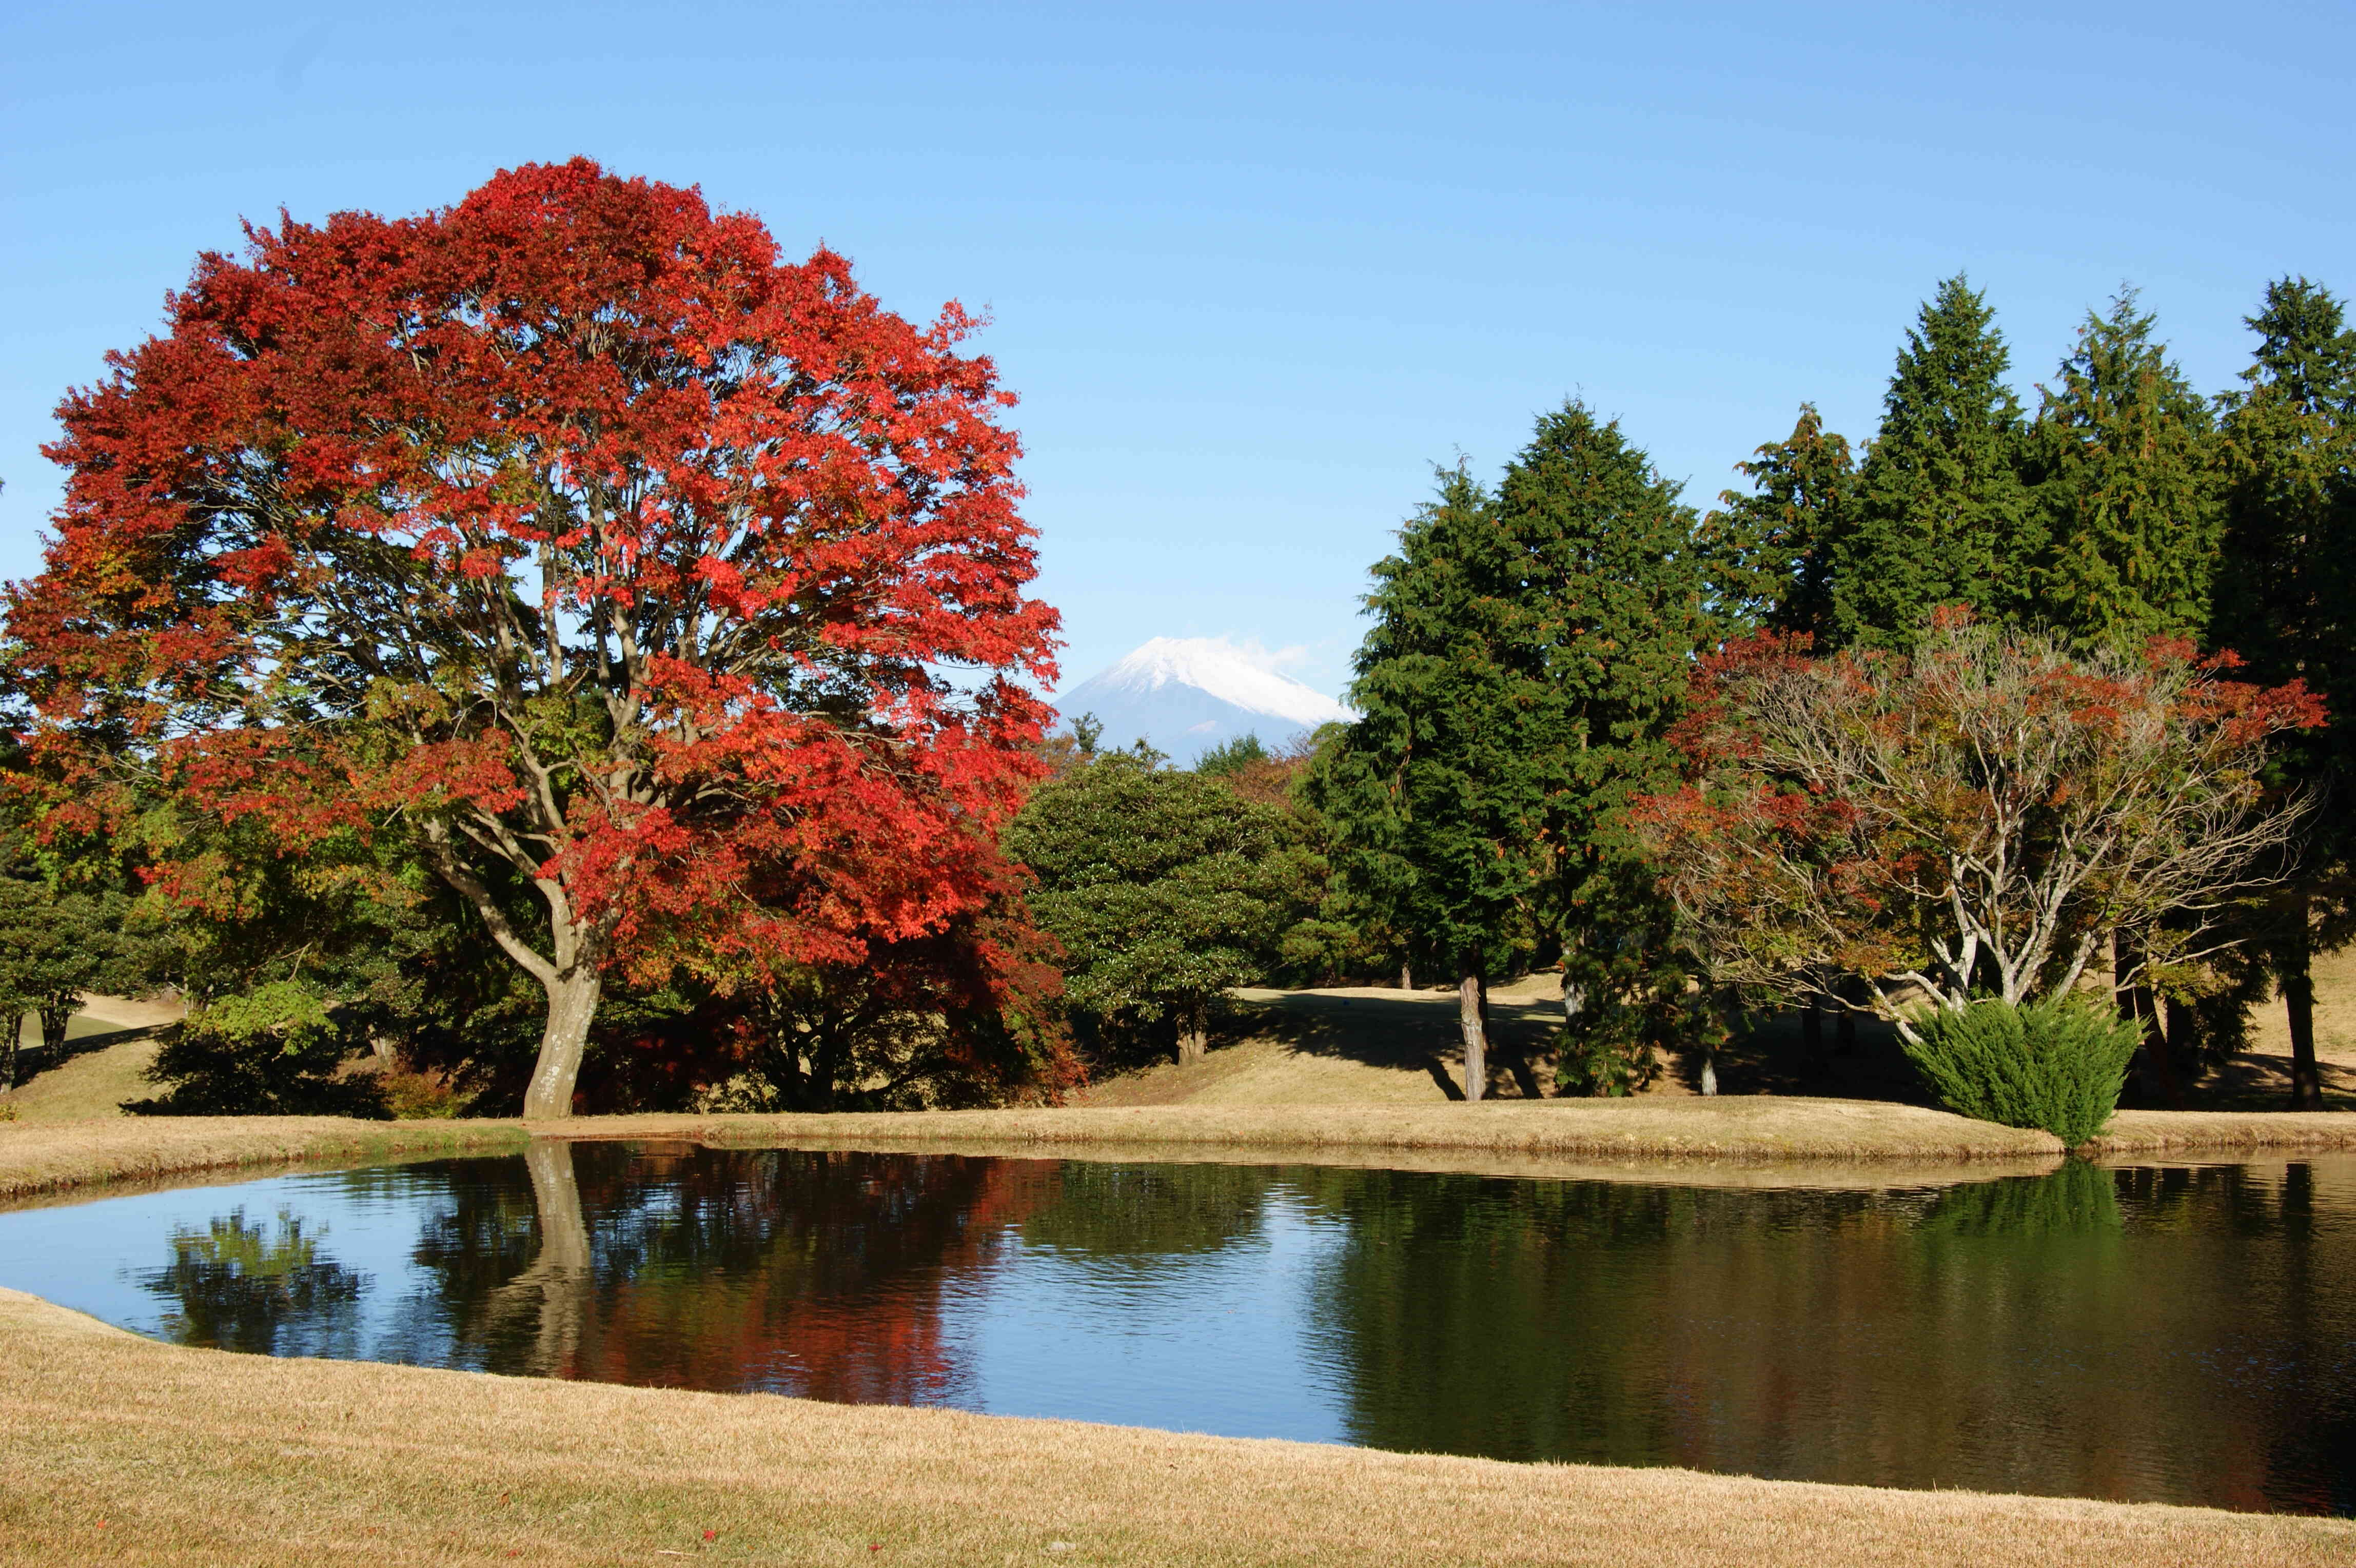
[1018,1162,1274,1265]
[1304,1161,2356,1513]
[398,1143,1049,1403]
[139,1207,367,1355]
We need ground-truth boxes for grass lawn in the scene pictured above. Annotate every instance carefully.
[5,1284,2349,1568]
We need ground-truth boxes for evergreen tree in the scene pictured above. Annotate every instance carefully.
[1005,751,1316,1065]
[1317,405,1714,1099]
[1833,276,2036,648]
[1493,404,1715,1093]
[2214,277,2356,1108]
[2027,288,2222,649]
[1310,462,1562,1098]
[0,835,139,1090]
[1696,403,1856,643]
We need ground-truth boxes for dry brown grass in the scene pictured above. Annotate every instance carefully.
[0,1033,163,1124]
[4,1287,2346,1568]
[1,994,187,1125]
[703,1099,2073,1160]
[0,1115,529,1202]
[17,1097,2356,1210]
[0,1103,2066,1208]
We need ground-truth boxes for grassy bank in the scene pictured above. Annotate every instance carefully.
[0,1103,2059,1204]
[14,1102,2356,1205]
[0,1116,531,1203]
[4,1288,2346,1568]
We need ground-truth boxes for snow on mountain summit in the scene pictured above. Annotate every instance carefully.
[1055,637,1352,761]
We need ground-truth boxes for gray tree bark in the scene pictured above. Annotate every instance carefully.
[1457,951,1487,1102]
[523,967,605,1121]
[1177,996,1209,1064]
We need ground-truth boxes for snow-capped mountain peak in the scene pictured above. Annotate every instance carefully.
[1056,637,1352,761]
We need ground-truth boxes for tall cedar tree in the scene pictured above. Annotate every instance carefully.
[1490,405,1712,1092]
[2213,277,2356,1108]
[7,161,1059,1118]
[1833,276,2036,648]
[1696,403,1855,644]
[2028,289,2223,650]
[1312,462,1562,1098]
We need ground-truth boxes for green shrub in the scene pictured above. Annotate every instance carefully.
[1901,996,2140,1145]
[125,981,387,1119]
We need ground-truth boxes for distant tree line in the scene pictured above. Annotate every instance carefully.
[1012,275,2350,1107]
[1288,273,2350,1104]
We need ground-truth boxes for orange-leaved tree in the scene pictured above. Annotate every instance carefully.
[1632,613,2322,1043]
[7,160,1060,1117]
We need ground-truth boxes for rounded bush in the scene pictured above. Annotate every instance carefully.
[1900,997,2141,1146]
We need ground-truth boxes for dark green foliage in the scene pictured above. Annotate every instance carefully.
[1004,751,1316,1060]
[1900,998,2139,1145]
[2214,277,2356,747]
[127,981,390,1118]
[1487,406,1715,1085]
[0,829,147,1088]
[138,1208,369,1353]
[1311,461,1557,984]
[2027,289,2222,649]
[1833,276,2036,648]
[1194,733,1271,778]
[1551,1007,1663,1097]
[2211,277,2356,1106]
[1697,402,1856,642]
[1919,1160,2123,1237]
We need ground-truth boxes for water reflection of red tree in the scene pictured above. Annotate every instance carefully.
[560,1148,1056,1403]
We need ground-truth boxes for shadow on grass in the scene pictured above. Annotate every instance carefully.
[1228,989,1566,1100]
[9,1023,165,1089]
[1230,987,1950,1106]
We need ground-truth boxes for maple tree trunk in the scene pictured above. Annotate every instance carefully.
[1457,951,1487,1103]
[2283,890,2323,1111]
[1834,985,1857,1057]
[523,967,604,1120]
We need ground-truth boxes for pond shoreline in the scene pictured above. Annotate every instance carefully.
[3,1284,2348,1566]
[6,1100,2356,1204]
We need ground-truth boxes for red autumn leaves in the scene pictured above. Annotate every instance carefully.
[8,159,1064,1111]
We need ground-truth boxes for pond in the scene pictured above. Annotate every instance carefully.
[3,1142,2352,1515]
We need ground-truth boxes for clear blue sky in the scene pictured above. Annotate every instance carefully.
[4,2,2350,698]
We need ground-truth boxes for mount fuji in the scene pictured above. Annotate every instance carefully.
[1055,638,1353,762]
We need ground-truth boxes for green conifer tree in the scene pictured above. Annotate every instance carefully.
[1833,276,2036,647]
[1310,462,1564,1099]
[1493,404,1715,1092]
[2214,277,2356,1108]
[2027,288,2222,649]
[1696,403,1856,644]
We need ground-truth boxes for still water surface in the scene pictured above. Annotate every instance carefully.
[3,1143,2352,1515]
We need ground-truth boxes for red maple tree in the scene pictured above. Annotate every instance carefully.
[9,160,1061,1116]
